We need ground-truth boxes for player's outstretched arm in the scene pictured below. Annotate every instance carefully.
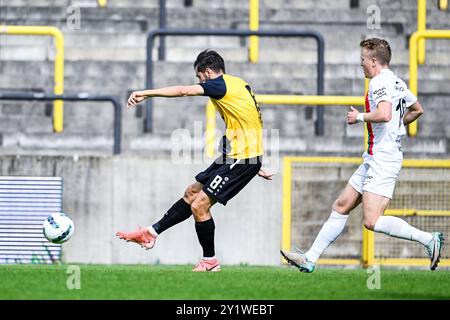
[127,85,205,107]
[403,101,424,125]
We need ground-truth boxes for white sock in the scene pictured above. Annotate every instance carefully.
[147,226,158,237]
[374,216,432,246]
[305,210,349,263]
[203,256,216,261]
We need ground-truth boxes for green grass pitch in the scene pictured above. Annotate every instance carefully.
[0,264,449,300]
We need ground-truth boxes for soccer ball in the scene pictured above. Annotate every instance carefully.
[43,212,75,244]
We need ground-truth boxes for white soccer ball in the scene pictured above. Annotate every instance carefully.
[43,212,75,244]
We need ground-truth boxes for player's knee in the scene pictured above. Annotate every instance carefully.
[183,185,199,204]
[191,199,208,220]
[332,198,350,214]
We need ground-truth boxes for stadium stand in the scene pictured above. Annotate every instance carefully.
[0,0,448,266]
[0,0,449,155]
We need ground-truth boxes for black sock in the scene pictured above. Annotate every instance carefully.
[152,198,192,234]
[195,218,215,258]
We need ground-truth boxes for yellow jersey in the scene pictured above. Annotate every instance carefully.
[200,74,264,159]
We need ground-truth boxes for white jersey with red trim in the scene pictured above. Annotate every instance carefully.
[364,69,417,160]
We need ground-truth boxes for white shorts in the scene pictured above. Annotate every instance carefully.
[348,155,402,199]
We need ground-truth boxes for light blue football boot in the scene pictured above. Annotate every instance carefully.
[425,232,444,271]
[280,249,315,273]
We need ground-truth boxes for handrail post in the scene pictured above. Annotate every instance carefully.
[315,33,325,135]
[248,0,259,63]
[281,157,292,258]
[0,25,65,133]
[417,0,426,64]
[409,31,420,136]
[158,0,167,61]
[52,28,65,133]
[362,227,375,268]
[146,31,157,132]
[110,97,122,155]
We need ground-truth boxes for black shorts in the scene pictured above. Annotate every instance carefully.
[195,155,262,206]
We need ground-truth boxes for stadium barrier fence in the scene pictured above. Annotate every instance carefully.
[417,0,427,65]
[0,25,65,133]
[408,29,450,136]
[145,28,325,134]
[417,0,449,64]
[158,0,167,60]
[249,0,259,63]
[205,95,365,158]
[0,92,122,155]
[282,156,450,268]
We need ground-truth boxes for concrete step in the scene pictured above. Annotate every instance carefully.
[1,0,69,7]
[3,30,449,55]
[0,132,115,156]
[22,46,450,66]
[0,127,447,158]
[2,1,448,28]
[3,4,446,40]
[2,60,450,100]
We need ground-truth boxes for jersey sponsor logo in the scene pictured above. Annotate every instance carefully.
[373,87,387,99]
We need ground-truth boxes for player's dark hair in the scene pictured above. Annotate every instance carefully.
[360,38,391,65]
[194,49,226,73]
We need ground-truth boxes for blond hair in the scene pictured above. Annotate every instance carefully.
[360,38,391,65]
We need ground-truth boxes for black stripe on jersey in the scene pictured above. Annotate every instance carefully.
[199,75,226,100]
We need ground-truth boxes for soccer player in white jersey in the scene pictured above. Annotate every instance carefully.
[281,38,444,272]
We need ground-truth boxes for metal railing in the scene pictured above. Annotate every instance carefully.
[362,158,450,268]
[0,25,65,133]
[146,28,325,134]
[158,0,167,60]
[205,95,365,158]
[408,29,450,136]
[248,0,259,63]
[282,156,450,268]
[417,0,427,65]
[417,0,449,64]
[157,0,260,63]
[0,93,122,155]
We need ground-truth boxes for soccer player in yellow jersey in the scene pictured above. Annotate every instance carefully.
[116,49,272,271]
